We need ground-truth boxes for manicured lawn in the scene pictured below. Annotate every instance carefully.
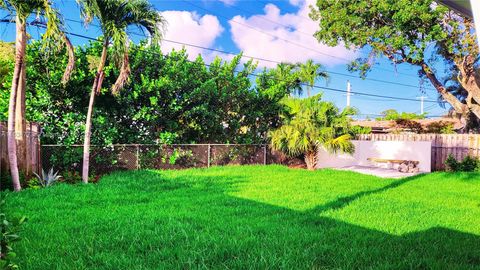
[5,165,480,269]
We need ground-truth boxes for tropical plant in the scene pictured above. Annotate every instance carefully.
[270,95,355,170]
[296,59,329,97]
[0,197,26,269]
[32,168,62,187]
[0,0,74,191]
[77,0,166,183]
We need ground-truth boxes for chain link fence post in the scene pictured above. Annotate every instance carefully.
[263,144,267,165]
[207,144,211,168]
[136,144,140,170]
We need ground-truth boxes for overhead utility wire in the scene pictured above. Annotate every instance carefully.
[61,18,438,92]
[27,23,440,104]
[182,0,421,79]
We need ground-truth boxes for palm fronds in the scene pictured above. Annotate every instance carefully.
[270,95,356,169]
[78,0,166,93]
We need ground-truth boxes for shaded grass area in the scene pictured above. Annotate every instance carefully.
[5,165,480,269]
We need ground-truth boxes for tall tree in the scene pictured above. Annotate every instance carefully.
[296,59,329,97]
[77,0,166,183]
[310,0,480,121]
[0,0,74,191]
[270,95,355,170]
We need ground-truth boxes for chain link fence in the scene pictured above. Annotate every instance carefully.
[0,123,301,189]
[40,144,293,176]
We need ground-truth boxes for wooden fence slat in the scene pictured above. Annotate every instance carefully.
[0,122,41,178]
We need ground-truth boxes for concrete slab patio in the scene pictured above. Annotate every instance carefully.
[337,165,424,179]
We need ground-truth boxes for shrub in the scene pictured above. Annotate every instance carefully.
[445,154,460,172]
[445,154,479,172]
[460,156,479,172]
[60,171,83,184]
[425,121,455,134]
[392,119,424,134]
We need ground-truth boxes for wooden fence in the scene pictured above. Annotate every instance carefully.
[357,134,480,171]
[0,122,41,181]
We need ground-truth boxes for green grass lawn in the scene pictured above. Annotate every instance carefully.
[5,165,480,269]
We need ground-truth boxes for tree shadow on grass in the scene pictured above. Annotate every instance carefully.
[305,174,423,215]
[11,170,480,269]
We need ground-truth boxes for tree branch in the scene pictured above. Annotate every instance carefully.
[421,62,468,115]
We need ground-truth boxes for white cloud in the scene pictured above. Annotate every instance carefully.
[218,0,237,6]
[160,10,226,62]
[229,0,358,68]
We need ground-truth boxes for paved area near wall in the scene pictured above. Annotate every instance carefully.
[338,165,424,179]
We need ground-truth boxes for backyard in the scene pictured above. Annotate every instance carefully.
[5,165,480,269]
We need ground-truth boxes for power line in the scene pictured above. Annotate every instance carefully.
[26,22,441,105]
[182,0,422,79]
[182,0,352,62]
[61,18,438,92]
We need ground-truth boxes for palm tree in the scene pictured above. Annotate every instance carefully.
[296,59,329,97]
[270,95,355,170]
[274,62,302,96]
[0,0,74,191]
[78,0,166,183]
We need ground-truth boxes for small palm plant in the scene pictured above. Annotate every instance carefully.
[270,95,355,170]
[33,168,62,187]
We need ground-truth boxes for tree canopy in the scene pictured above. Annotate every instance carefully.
[0,41,297,145]
[311,0,479,124]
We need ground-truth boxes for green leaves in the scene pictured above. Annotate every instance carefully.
[78,0,166,73]
[311,0,480,120]
[0,197,26,270]
[0,40,286,145]
[311,0,449,67]
[270,95,356,168]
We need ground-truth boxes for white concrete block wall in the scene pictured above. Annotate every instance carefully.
[316,140,432,172]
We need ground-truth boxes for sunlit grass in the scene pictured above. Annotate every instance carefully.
[6,165,480,269]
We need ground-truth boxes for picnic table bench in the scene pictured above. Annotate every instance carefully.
[367,158,420,173]
[367,158,419,165]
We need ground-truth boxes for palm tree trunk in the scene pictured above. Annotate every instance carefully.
[304,151,317,171]
[8,17,27,191]
[14,44,27,177]
[82,43,108,183]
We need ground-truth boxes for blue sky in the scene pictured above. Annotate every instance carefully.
[0,0,449,118]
